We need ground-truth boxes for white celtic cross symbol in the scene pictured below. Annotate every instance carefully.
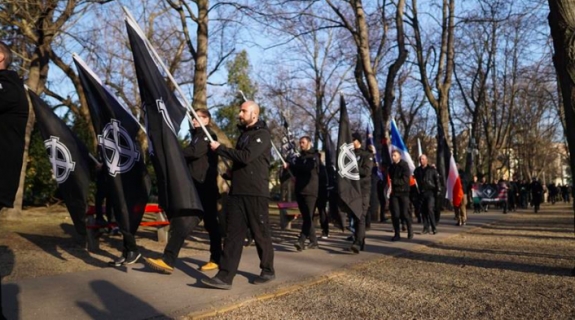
[98,119,140,176]
[337,143,360,180]
[44,136,76,184]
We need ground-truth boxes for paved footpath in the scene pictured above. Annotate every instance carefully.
[2,211,507,320]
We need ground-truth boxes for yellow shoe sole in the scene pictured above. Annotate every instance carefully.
[200,262,219,271]
[144,257,173,274]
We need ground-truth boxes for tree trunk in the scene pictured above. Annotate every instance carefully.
[381,0,408,146]
[547,0,575,220]
[192,0,209,110]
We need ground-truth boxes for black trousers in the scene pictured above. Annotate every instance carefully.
[216,195,274,284]
[390,194,412,235]
[420,192,437,231]
[377,181,387,221]
[352,193,370,245]
[367,180,380,227]
[120,232,138,252]
[297,194,318,242]
[316,192,329,236]
[199,189,222,264]
[163,188,221,267]
[163,215,202,267]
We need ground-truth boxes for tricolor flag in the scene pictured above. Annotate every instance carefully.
[335,95,363,219]
[438,121,463,207]
[126,15,203,218]
[390,119,415,173]
[29,91,92,236]
[390,119,417,188]
[74,55,151,235]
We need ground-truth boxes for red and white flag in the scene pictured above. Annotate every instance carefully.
[446,152,464,207]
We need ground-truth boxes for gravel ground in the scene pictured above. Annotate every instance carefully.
[199,204,575,320]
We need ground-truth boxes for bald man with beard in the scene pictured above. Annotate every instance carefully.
[202,101,275,290]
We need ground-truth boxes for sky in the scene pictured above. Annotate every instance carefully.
[41,0,553,146]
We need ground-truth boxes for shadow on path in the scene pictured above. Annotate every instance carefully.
[1,245,16,320]
[76,280,166,320]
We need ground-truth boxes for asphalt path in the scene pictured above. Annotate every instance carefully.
[2,210,507,320]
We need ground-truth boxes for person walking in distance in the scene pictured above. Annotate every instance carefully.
[145,109,222,274]
[413,154,441,235]
[285,136,320,251]
[455,163,470,226]
[202,101,275,290]
[388,150,413,241]
[530,177,543,213]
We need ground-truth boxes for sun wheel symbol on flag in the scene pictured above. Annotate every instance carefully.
[44,136,76,184]
[337,143,360,180]
[98,119,140,177]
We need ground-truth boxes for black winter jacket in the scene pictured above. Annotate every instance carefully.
[389,159,411,195]
[215,120,271,197]
[0,70,29,208]
[413,165,441,194]
[183,127,218,191]
[355,148,373,194]
[290,149,319,197]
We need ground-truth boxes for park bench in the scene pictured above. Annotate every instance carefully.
[277,201,300,230]
[85,203,170,252]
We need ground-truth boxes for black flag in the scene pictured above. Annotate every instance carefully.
[74,56,151,234]
[324,134,344,231]
[335,95,363,219]
[279,112,298,161]
[29,91,91,235]
[126,18,202,218]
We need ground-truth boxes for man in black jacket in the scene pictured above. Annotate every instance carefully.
[413,154,441,234]
[349,132,373,253]
[0,38,29,320]
[0,41,29,211]
[145,109,222,274]
[388,150,413,241]
[202,101,275,290]
[285,136,319,251]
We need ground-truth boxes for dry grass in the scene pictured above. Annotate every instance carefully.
[204,205,575,320]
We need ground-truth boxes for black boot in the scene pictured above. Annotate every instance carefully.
[349,242,360,254]
[391,233,400,242]
[294,235,305,252]
[308,234,319,249]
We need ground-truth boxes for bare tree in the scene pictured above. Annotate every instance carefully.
[0,0,103,216]
[258,12,353,147]
[408,0,456,179]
